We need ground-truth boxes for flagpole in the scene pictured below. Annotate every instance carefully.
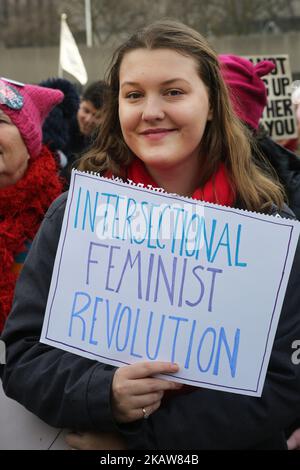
[85,0,93,47]
[58,13,66,77]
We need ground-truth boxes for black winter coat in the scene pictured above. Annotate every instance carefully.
[255,136,300,220]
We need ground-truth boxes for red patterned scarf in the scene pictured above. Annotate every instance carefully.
[0,145,63,332]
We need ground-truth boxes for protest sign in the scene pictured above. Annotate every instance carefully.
[246,54,297,140]
[41,171,300,396]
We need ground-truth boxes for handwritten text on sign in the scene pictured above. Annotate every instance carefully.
[41,171,300,396]
[246,54,297,140]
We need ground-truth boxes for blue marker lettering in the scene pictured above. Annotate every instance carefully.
[207,267,223,312]
[122,198,137,242]
[184,319,196,369]
[105,245,121,292]
[168,316,189,363]
[68,291,91,341]
[235,224,247,267]
[82,190,99,232]
[185,265,205,307]
[178,258,188,307]
[171,207,184,254]
[133,201,148,245]
[213,327,240,378]
[115,249,142,299]
[179,211,188,256]
[146,311,166,360]
[116,306,132,352]
[106,300,122,348]
[185,213,202,258]
[101,193,116,236]
[197,218,217,262]
[154,255,177,305]
[89,297,103,345]
[86,242,108,285]
[145,253,155,301]
[156,205,171,249]
[196,327,216,372]
[111,195,125,240]
[147,203,161,249]
[130,308,143,358]
[211,223,232,266]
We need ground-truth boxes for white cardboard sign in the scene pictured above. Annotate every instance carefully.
[41,171,300,396]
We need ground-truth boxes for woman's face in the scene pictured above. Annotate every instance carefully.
[118,48,212,174]
[0,110,30,188]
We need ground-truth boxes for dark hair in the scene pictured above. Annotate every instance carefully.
[78,19,284,211]
[82,80,109,110]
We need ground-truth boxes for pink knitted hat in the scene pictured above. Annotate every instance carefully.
[219,55,275,130]
[0,78,64,159]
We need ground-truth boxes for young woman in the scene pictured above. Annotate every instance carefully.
[2,20,300,450]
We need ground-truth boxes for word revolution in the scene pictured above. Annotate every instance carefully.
[69,294,240,378]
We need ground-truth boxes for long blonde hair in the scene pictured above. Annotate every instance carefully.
[78,19,284,212]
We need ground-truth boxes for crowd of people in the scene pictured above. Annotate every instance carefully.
[1,19,300,451]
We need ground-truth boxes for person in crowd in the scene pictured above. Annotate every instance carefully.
[2,21,300,450]
[219,54,300,221]
[0,78,64,332]
[219,53,300,451]
[39,79,109,187]
[276,87,300,153]
[77,80,108,139]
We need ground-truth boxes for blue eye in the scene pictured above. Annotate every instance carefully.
[126,92,142,99]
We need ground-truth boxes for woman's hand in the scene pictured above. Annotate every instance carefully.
[111,361,182,423]
[287,428,300,450]
[65,431,127,450]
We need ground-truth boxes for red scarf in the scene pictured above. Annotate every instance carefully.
[107,158,235,206]
[0,145,63,332]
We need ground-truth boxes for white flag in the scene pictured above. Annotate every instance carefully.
[59,14,88,85]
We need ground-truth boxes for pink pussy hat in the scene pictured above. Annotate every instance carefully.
[219,55,275,130]
[0,78,64,159]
